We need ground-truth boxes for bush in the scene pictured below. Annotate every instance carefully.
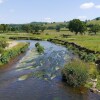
[88,63,98,79]
[35,42,40,47]
[0,38,8,48]
[79,52,96,62]
[0,43,29,64]
[0,47,4,54]
[96,76,100,90]
[62,60,88,87]
[35,42,44,54]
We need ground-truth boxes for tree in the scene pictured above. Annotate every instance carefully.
[89,24,100,35]
[68,19,87,35]
[0,25,4,33]
[21,24,31,33]
[34,25,40,33]
[56,25,60,32]
[40,26,46,32]
[1,24,9,32]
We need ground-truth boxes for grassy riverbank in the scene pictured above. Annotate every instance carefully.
[0,30,100,52]
[0,30,100,93]
[0,41,29,66]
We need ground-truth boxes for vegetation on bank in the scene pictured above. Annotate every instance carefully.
[0,38,8,53]
[0,42,29,65]
[62,59,100,92]
[35,42,44,54]
[0,17,100,92]
[62,60,88,87]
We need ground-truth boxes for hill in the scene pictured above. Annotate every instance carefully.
[87,17,100,25]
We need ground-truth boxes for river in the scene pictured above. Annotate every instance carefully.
[0,40,99,100]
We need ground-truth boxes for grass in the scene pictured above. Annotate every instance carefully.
[0,30,100,52]
[0,30,100,91]
[59,34,100,52]
[96,76,100,90]
[87,20,100,25]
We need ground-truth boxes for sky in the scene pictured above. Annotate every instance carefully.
[0,0,100,24]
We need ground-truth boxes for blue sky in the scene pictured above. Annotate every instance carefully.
[0,0,100,24]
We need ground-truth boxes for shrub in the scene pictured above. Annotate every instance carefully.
[62,60,88,87]
[0,38,8,48]
[96,76,100,90]
[79,52,96,62]
[35,42,44,54]
[0,43,28,64]
[35,42,40,47]
[88,63,98,79]
[0,47,4,54]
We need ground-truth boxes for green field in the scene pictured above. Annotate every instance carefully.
[0,30,100,52]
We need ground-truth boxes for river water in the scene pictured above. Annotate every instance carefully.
[0,40,99,100]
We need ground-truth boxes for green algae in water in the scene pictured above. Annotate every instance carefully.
[18,75,29,81]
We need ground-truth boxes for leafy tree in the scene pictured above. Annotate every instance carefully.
[68,19,87,35]
[56,25,60,32]
[34,25,40,33]
[0,25,4,33]
[40,26,46,32]
[21,24,31,33]
[89,24,100,35]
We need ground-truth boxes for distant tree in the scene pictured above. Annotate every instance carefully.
[47,26,56,30]
[0,25,4,33]
[34,25,40,33]
[68,19,87,35]
[89,24,100,35]
[41,27,45,32]
[96,17,100,20]
[1,24,9,32]
[11,27,16,31]
[56,25,60,32]
[22,24,31,33]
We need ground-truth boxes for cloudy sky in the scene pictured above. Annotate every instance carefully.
[0,0,100,24]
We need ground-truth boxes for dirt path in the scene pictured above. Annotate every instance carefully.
[6,41,18,49]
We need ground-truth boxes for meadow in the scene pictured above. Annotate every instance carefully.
[0,29,100,52]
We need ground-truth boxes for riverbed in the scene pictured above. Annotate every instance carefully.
[0,40,99,100]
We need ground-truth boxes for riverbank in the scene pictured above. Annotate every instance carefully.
[0,32,100,95]
[47,38,100,94]
[0,42,29,66]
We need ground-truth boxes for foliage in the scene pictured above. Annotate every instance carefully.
[96,76,100,90]
[35,42,40,47]
[0,24,9,32]
[88,63,98,79]
[0,47,4,53]
[0,38,8,48]
[62,60,88,87]
[80,52,96,62]
[68,19,87,35]
[0,43,28,64]
[56,25,60,32]
[35,42,44,54]
[89,24,100,35]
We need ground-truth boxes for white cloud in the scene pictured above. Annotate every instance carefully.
[80,2,94,9]
[80,2,100,9]
[0,0,4,4]
[95,5,100,9]
[77,16,87,21]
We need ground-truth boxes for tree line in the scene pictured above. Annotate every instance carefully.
[0,24,46,34]
[0,19,100,35]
